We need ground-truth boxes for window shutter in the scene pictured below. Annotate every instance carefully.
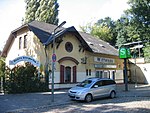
[73,66,77,83]
[60,65,64,83]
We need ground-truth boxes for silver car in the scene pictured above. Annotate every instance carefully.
[68,78,116,102]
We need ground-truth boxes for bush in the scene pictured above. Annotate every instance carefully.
[4,63,49,94]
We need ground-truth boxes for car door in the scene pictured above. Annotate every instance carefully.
[91,80,105,98]
[101,80,113,96]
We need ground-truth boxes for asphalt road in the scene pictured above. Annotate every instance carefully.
[0,84,150,113]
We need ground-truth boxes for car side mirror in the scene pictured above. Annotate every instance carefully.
[94,85,98,88]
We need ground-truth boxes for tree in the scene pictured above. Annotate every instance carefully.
[0,57,5,78]
[35,0,59,25]
[91,24,112,43]
[115,16,130,48]
[24,0,40,23]
[125,0,150,42]
[79,22,93,33]
[24,0,59,25]
[80,17,117,46]
[96,17,117,46]
[125,0,150,62]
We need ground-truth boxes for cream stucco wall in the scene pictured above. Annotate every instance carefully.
[6,28,124,85]
[6,28,47,70]
[49,33,88,83]
[6,28,30,67]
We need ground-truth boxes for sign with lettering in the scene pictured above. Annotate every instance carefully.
[126,48,131,58]
[94,64,117,68]
[9,56,40,67]
[94,57,115,64]
[119,47,131,59]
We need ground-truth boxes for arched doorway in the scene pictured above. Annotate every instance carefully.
[60,65,77,83]
[59,57,78,83]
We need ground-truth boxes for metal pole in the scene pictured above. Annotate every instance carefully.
[134,49,137,87]
[51,36,55,102]
[124,58,128,91]
[51,21,66,102]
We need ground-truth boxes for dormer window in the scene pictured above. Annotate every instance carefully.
[99,44,105,48]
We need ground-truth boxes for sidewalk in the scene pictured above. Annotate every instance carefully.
[0,84,150,113]
[116,84,150,97]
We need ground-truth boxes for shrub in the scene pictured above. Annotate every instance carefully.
[4,63,49,94]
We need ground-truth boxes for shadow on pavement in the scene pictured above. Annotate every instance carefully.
[0,84,150,113]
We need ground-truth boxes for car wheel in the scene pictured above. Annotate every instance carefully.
[85,94,92,102]
[110,91,116,98]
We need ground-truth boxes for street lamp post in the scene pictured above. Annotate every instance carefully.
[134,49,137,87]
[51,21,66,102]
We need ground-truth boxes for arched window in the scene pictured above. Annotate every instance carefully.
[24,35,27,48]
[19,37,22,49]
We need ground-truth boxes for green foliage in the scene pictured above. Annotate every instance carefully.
[4,63,49,94]
[115,16,130,48]
[80,17,117,46]
[0,57,5,77]
[125,0,150,61]
[24,0,40,23]
[125,0,150,42]
[80,0,149,57]
[143,43,150,63]
[35,0,59,25]
[79,22,93,33]
[91,25,112,43]
[24,0,59,25]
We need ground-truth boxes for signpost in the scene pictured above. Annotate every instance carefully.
[52,54,56,62]
[119,48,131,59]
[51,21,66,102]
[119,47,131,91]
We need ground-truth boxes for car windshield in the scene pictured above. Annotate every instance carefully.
[77,80,93,88]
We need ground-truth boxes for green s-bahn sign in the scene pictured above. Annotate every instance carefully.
[119,47,131,59]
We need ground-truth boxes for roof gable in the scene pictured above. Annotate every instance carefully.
[28,25,50,44]
[28,21,92,51]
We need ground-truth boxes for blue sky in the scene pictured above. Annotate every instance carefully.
[0,0,129,50]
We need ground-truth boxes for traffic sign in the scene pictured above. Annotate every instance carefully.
[52,54,56,62]
[119,48,127,58]
[119,47,131,59]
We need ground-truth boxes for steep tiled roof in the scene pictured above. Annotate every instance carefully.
[1,21,118,57]
[28,21,118,56]
[28,21,92,51]
[79,32,118,56]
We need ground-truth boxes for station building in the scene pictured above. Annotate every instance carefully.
[1,21,124,89]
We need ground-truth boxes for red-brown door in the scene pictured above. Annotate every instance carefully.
[73,66,76,83]
[60,65,64,83]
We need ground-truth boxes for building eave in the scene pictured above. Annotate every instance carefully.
[1,24,28,57]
